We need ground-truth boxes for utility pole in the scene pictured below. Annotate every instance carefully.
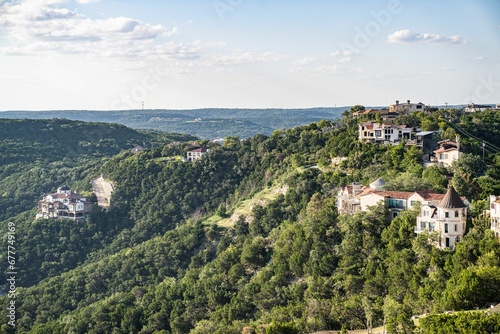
[483,141,485,163]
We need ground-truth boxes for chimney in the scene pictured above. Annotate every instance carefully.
[407,100,410,105]
[395,100,399,105]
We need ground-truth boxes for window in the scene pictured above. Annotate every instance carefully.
[445,223,449,233]
[454,224,458,232]
[429,222,434,231]
[392,212,399,219]
[445,212,449,218]
[440,153,444,159]
[385,135,391,140]
[411,200,419,207]
[445,237,450,248]
[421,221,426,229]
[423,210,429,217]
[375,130,382,137]
[389,199,404,209]
[455,211,459,218]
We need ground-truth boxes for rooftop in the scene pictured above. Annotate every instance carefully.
[439,186,467,209]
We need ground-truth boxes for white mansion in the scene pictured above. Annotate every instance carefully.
[337,181,468,249]
[36,186,92,221]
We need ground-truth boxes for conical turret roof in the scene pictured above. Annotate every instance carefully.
[438,186,466,208]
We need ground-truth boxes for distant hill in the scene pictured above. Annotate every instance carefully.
[0,108,346,139]
[0,118,195,221]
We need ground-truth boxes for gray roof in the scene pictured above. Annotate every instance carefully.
[439,186,467,209]
[370,178,386,189]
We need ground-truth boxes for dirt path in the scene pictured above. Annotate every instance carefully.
[92,176,113,209]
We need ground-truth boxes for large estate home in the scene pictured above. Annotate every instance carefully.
[358,121,412,144]
[337,181,469,249]
[491,195,500,239]
[389,100,426,114]
[36,186,92,221]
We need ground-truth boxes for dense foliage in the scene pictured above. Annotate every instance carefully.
[0,108,499,333]
[419,311,500,334]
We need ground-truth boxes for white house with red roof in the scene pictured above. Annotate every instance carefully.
[186,148,210,162]
[432,140,462,168]
[415,186,468,249]
[337,181,469,249]
[358,121,413,144]
[36,186,92,221]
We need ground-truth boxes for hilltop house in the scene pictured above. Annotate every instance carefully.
[36,186,92,221]
[464,103,491,113]
[186,148,210,162]
[389,100,426,114]
[352,108,399,121]
[490,195,500,239]
[415,186,468,249]
[431,140,462,168]
[358,121,413,144]
[337,182,468,249]
[338,179,444,219]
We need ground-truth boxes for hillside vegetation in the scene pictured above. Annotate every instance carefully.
[1,108,499,333]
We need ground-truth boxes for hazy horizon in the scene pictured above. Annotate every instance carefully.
[1,0,499,110]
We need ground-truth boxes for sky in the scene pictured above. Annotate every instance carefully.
[0,0,499,110]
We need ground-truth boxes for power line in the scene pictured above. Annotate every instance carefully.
[443,118,500,154]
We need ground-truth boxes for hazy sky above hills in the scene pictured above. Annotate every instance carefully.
[0,0,499,110]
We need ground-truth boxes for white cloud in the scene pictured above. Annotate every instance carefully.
[0,0,281,72]
[76,0,100,3]
[203,50,283,66]
[473,55,485,61]
[292,57,316,66]
[330,49,360,64]
[387,29,465,45]
[0,0,184,59]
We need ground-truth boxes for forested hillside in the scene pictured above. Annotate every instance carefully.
[0,108,344,139]
[0,119,195,221]
[0,119,195,289]
[1,109,500,333]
